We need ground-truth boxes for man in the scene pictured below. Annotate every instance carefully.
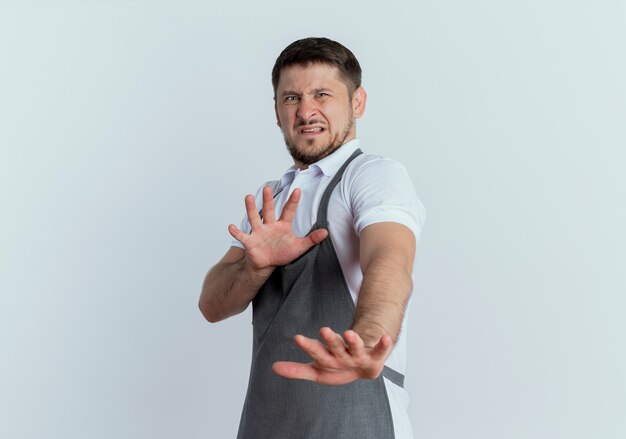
[199,37,425,439]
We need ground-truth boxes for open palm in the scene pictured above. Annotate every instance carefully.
[272,327,393,385]
[228,187,328,269]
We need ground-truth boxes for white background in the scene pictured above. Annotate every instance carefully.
[1,1,625,438]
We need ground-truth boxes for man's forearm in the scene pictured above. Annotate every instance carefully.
[351,255,413,347]
[199,256,273,323]
[351,222,416,348]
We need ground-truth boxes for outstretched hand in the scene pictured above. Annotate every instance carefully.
[272,327,393,385]
[228,187,328,270]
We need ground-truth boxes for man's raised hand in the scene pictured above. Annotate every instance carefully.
[272,327,393,385]
[228,187,328,270]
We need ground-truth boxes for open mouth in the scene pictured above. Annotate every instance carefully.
[299,127,325,135]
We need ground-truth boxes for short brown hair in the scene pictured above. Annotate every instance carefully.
[271,37,362,97]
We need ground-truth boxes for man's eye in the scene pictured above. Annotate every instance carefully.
[284,96,299,103]
[317,93,329,97]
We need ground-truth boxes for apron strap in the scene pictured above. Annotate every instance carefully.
[382,365,405,388]
[315,148,363,225]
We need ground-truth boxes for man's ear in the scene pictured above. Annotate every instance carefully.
[274,99,281,127]
[352,86,367,118]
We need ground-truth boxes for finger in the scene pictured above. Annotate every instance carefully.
[368,335,393,361]
[293,229,328,256]
[311,367,359,385]
[305,228,328,246]
[272,361,319,382]
[245,194,262,229]
[228,224,248,245]
[293,334,334,365]
[272,361,358,385]
[319,327,350,360]
[343,330,366,358]
[279,188,301,223]
[261,186,276,223]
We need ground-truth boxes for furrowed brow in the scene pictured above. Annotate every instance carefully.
[311,88,333,94]
[280,90,301,97]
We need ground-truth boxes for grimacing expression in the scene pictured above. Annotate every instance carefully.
[274,63,366,168]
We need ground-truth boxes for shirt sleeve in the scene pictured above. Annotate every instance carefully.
[348,157,426,242]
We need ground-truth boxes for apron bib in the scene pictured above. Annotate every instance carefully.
[237,149,403,439]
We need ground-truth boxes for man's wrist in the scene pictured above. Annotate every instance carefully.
[242,258,274,284]
[350,329,380,349]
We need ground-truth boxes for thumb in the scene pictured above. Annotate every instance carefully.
[307,228,328,245]
[368,335,393,361]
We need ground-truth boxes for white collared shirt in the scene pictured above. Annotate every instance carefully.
[231,139,425,439]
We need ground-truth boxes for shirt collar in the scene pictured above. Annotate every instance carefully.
[279,139,361,187]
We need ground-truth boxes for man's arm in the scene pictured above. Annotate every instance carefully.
[199,187,328,323]
[352,221,415,346]
[198,246,273,323]
[272,221,415,384]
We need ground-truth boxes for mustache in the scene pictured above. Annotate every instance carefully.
[296,119,325,128]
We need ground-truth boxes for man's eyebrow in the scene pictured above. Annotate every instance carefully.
[280,90,301,97]
[311,88,334,94]
[279,88,335,97]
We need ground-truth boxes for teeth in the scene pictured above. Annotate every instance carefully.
[302,128,322,133]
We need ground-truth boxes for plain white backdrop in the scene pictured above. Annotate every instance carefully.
[1,1,625,438]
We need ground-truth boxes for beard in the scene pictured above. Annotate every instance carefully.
[284,109,354,166]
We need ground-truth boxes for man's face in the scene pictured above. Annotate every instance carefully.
[275,63,366,168]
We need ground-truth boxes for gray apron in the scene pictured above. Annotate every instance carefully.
[237,149,405,439]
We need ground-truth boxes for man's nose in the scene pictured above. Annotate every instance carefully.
[296,98,317,121]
